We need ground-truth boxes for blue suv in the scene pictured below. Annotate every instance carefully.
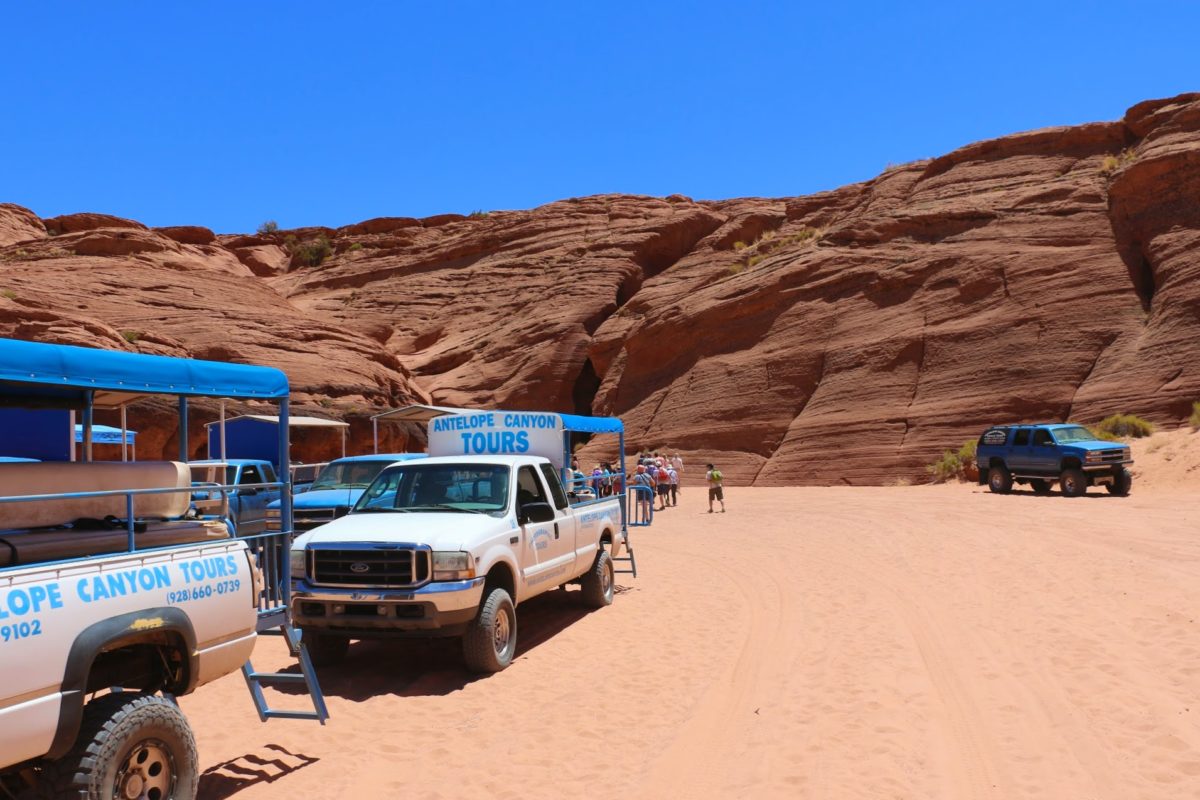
[975,424,1133,497]
[267,453,425,532]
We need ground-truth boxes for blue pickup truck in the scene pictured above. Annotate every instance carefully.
[975,423,1133,497]
[189,458,282,533]
[266,453,425,533]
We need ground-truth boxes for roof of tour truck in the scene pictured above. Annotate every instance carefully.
[381,454,551,468]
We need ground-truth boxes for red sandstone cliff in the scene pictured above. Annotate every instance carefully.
[2,93,1198,483]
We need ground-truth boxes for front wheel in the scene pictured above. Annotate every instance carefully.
[580,550,615,608]
[463,587,517,673]
[1106,467,1133,497]
[988,466,1013,494]
[39,693,197,800]
[1060,468,1088,498]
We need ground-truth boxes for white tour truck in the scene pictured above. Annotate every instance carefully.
[0,338,326,800]
[290,407,640,672]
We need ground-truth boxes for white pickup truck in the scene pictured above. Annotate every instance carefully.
[0,463,261,800]
[290,451,626,672]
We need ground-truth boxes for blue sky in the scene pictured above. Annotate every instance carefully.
[2,2,1196,233]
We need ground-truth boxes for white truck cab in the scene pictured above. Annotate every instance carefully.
[290,409,635,672]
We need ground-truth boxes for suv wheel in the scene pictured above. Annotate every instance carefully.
[1106,467,1133,497]
[1060,468,1088,498]
[463,586,517,673]
[987,466,1013,494]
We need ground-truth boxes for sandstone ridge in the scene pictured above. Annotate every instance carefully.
[2,93,1199,483]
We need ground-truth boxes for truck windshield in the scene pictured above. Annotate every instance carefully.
[310,461,390,491]
[354,464,511,515]
[1053,426,1100,444]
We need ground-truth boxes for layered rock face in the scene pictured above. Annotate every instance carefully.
[2,94,1198,482]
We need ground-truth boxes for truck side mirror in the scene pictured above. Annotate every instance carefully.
[519,502,555,525]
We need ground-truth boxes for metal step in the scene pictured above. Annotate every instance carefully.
[242,624,330,725]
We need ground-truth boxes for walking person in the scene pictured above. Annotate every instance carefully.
[706,463,725,513]
[656,462,671,510]
[667,464,679,507]
[633,464,654,521]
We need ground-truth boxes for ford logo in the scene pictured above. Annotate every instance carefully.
[349,562,370,573]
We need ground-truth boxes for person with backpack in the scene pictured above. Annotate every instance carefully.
[656,463,671,510]
[633,464,654,521]
[667,464,679,507]
[706,463,725,513]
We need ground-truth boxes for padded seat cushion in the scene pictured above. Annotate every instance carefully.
[0,461,191,530]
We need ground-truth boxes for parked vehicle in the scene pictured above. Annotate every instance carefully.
[975,423,1134,497]
[190,459,282,535]
[0,337,326,800]
[266,453,425,534]
[289,409,639,673]
[291,461,328,494]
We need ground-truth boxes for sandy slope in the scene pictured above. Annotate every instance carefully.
[182,483,1200,799]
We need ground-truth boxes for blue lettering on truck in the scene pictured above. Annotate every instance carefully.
[0,582,65,619]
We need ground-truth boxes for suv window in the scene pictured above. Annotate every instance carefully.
[517,466,547,507]
[260,463,277,483]
[980,428,1008,446]
[240,465,263,484]
[539,464,569,510]
[1013,429,1030,446]
[1032,429,1053,446]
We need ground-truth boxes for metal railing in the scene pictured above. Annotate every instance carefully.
[0,481,294,621]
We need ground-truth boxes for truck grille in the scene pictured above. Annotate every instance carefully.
[310,547,430,588]
[1097,449,1130,463]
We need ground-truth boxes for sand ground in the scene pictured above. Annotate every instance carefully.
[183,477,1200,799]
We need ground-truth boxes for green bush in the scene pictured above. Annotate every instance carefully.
[468,210,489,218]
[347,242,363,252]
[257,220,280,235]
[120,330,142,344]
[1093,413,1155,439]
[927,440,978,483]
[290,235,333,268]
[732,240,747,251]
[1,289,15,300]
[1189,401,1200,432]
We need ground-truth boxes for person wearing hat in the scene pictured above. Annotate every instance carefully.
[705,463,725,513]
[633,463,654,520]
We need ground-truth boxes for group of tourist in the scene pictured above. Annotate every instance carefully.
[568,450,725,515]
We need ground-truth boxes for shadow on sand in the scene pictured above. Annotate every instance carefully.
[197,744,319,800]
[971,487,1124,499]
[271,586,610,701]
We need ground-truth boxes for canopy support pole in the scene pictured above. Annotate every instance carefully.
[341,428,346,458]
[120,405,129,462]
[219,400,227,460]
[69,409,77,462]
[279,400,293,540]
[373,418,379,454]
[178,397,189,462]
[82,394,94,463]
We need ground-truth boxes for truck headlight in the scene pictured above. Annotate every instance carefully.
[266,508,282,519]
[432,551,476,581]
[1085,450,1103,463]
[290,548,307,579]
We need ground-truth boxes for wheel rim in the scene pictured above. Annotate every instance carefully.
[114,738,175,800]
[990,472,1002,489]
[601,560,613,599]
[1064,475,1077,493]
[493,605,512,658]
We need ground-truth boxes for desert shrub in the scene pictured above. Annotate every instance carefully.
[1189,401,1200,431]
[926,440,978,483]
[1,289,15,300]
[1093,413,1154,439]
[120,330,142,344]
[727,262,745,275]
[347,242,363,252]
[732,240,747,250]
[290,235,333,268]
[468,210,489,218]
[1099,148,1137,176]
[257,220,280,235]
[747,254,766,268]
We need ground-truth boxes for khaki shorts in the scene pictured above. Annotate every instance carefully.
[709,486,724,502]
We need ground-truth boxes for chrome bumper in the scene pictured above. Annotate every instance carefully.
[290,576,485,634]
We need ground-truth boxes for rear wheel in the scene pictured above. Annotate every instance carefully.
[1060,468,1088,498]
[303,631,349,668]
[987,466,1013,494]
[1030,479,1052,495]
[580,550,615,608]
[1106,467,1133,497]
[463,587,517,673]
[38,693,197,800]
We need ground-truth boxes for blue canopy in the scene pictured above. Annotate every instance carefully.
[74,424,136,445]
[557,412,624,434]
[0,337,289,407]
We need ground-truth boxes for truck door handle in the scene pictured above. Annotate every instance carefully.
[510,536,519,545]
[554,523,559,539]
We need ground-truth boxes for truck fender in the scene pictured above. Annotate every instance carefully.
[475,547,521,601]
[46,607,198,760]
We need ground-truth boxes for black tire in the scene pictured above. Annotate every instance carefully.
[580,550,615,609]
[987,465,1013,494]
[1030,479,1052,495]
[1060,468,1088,498]
[38,692,197,800]
[302,630,349,668]
[1106,467,1133,497]
[463,586,517,673]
